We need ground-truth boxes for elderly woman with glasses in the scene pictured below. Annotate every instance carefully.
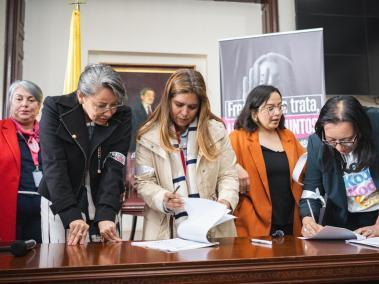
[0,80,43,243]
[229,85,305,237]
[300,96,379,238]
[39,64,131,245]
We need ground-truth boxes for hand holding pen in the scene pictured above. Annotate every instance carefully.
[164,185,184,210]
[301,199,324,237]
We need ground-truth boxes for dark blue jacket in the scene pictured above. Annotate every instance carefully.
[129,100,148,152]
[299,107,379,227]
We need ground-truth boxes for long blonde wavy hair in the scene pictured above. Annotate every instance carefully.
[137,69,223,160]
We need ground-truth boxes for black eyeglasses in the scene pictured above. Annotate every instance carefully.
[322,133,357,148]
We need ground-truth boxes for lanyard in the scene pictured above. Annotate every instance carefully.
[18,132,40,170]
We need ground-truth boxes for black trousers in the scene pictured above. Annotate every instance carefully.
[16,194,42,243]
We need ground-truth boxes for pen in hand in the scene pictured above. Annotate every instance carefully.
[306,199,316,222]
[173,185,180,195]
[166,185,182,210]
[168,185,180,201]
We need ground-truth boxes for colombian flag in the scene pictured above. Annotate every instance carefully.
[63,6,81,94]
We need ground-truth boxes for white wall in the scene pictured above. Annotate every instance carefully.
[0,0,6,117]
[23,0,263,115]
[278,0,296,32]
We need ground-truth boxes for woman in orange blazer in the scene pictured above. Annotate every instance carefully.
[230,85,305,237]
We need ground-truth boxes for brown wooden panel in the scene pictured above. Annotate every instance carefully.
[2,0,25,118]
[262,0,279,33]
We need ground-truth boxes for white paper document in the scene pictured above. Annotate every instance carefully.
[299,225,366,240]
[131,198,235,252]
[131,238,216,252]
[346,237,379,248]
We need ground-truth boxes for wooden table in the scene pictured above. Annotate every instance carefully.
[1,236,379,283]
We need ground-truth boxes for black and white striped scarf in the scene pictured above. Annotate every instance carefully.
[169,119,199,226]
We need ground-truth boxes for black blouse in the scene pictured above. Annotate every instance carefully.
[261,145,294,229]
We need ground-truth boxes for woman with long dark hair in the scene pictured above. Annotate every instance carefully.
[300,96,379,237]
[230,85,305,237]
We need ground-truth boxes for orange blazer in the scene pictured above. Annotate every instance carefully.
[229,128,305,237]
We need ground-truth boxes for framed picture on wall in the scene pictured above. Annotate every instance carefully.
[109,64,195,108]
[109,63,194,155]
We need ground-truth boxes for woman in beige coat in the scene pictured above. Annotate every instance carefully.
[135,69,239,240]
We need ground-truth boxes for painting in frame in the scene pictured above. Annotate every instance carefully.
[109,63,195,108]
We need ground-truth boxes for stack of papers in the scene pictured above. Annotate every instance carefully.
[299,226,366,240]
[346,237,379,248]
[132,197,235,252]
[132,238,216,252]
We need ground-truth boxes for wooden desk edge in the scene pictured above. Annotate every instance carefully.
[1,255,379,283]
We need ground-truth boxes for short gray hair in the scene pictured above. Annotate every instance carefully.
[77,64,127,103]
[8,80,43,104]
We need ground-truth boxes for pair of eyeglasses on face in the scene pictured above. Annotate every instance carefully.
[87,97,124,114]
[322,133,357,148]
[259,104,287,116]
[93,103,123,114]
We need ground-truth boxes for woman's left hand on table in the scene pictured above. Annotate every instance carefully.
[355,224,379,238]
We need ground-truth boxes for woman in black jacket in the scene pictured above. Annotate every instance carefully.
[300,96,379,238]
[39,64,131,245]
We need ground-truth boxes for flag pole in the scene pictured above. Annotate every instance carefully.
[70,0,86,10]
[63,0,86,94]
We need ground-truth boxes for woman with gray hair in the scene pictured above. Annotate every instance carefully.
[39,64,132,245]
[0,80,43,243]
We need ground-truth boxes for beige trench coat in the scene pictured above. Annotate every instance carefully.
[135,119,239,240]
